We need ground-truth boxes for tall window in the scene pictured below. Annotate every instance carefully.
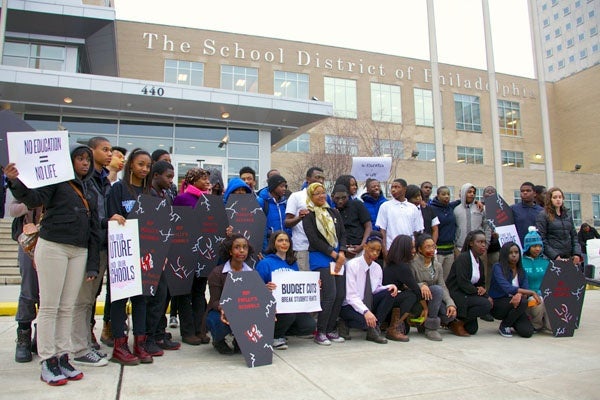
[457,146,483,165]
[454,94,482,132]
[278,133,310,153]
[2,41,75,72]
[513,190,521,204]
[164,60,204,86]
[564,193,582,226]
[325,135,358,155]
[498,100,522,136]
[414,88,434,126]
[501,150,524,167]
[324,77,357,118]
[592,194,600,226]
[221,65,258,93]
[274,71,309,99]
[371,83,402,123]
[374,139,404,158]
[416,142,436,161]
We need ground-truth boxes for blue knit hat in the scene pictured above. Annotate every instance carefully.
[523,226,543,253]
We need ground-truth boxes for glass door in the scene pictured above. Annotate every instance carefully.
[172,155,224,192]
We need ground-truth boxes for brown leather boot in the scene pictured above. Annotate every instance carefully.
[385,308,409,342]
[110,337,140,366]
[448,320,470,337]
[100,321,114,347]
[133,335,153,364]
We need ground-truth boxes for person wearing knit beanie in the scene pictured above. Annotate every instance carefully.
[267,174,287,193]
[523,226,543,254]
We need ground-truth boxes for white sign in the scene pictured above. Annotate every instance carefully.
[586,239,600,280]
[496,224,521,249]
[6,131,74,188]
[108,220,143,302]
[271,271,321,314]
[350,157,392,182]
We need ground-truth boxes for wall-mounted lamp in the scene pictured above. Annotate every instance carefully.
[411,150,420,158]
[221,111,230,119]
[534,153,543,160]
[573,164,582,172]
[311,96,319,101]
[63,97,73,104]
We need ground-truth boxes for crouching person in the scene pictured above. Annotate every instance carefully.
[338,233,397,344]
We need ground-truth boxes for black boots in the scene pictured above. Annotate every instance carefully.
[15,328,33,363]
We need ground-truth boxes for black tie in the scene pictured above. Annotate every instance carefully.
[364,268,373,310]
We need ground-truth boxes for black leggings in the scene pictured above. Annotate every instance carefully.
[492,296,534,338]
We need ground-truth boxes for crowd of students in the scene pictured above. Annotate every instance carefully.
[4,139,590,386]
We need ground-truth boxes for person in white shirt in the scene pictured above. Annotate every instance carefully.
[375,178,424,257]
[338,233,397,343]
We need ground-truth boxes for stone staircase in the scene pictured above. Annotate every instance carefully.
[0,218,20,284]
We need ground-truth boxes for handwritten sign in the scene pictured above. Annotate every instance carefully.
[108,220,143,302]
[271,271,321,314]
[350,157,392,182]
[485,193,522,249]
[6,130,74,188]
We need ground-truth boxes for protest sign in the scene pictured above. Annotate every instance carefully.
[108,219,143,302]
[225,194,266,266]
[220,270,276,368]
[193,194,229,277]
[6,130,74,188]
[271,271,321,314]
[350,157,392,182]
[128,194,172,296]
[484,193,521,248]
[0,110,35,166]
[541,259,586,337]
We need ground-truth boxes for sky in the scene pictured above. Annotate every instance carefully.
[114,0,536,78]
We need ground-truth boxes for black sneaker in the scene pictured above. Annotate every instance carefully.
[58,354,84,380]
[15,328,33,363]
[40,357,68,386]
[144,339,164,357]
[481,313,495,322]
[156,336,181,350]
[498,324,513,338]
[213,339,234,355]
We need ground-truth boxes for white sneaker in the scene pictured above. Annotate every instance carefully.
[73,351,109,367]
[273,337,288,350]
[169,316,179,328]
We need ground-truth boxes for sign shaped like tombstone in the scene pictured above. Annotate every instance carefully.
[220,270,276,368]
[0,110,35,166]
[540,259,586,337]
[164,206,202,296]
[194,194,228,277]
[128,194,172,296]
[484,193,521,248]
[225,194,266,267]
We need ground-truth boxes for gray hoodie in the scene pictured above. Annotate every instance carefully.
[453,183,490,251]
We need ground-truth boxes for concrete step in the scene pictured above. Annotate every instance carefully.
[0,267,19,276]
[0,259,19,267]
[0,276,21,284]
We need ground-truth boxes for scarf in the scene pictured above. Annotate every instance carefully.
[185,184,210,198]
[306,182,338,248]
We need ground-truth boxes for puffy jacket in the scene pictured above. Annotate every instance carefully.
[9,144,100,274]
[536,209,581,260]
[257,194,291,251]
[360,192,387,230]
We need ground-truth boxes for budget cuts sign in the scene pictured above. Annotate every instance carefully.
[271,271,321,314]
[108,220,143,302]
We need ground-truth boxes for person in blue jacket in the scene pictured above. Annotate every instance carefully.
[489,242,540,338]
[257,174,291,251]
[223,177,253,204]
[255,231,316,350]
[360,178,387,231]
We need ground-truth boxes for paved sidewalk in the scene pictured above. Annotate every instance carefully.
[1,286,599,400]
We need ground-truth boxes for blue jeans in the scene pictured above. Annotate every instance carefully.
[206,310,231,342]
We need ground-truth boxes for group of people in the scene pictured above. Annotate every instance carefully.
[4,140,592,385]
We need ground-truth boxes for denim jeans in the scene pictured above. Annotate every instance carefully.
[206,310,231,342]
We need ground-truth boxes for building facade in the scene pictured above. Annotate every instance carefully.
[1,0,599,226]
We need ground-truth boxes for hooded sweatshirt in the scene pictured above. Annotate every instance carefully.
[223,177,252,204]
[454,183,489,251]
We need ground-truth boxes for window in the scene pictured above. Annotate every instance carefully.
[592,194,600,226]
[2,41,75,72]
[325,135,358,155]
[454,94,481,132]
[220,65,258,93]
[545,34,551,41]
[557,44,563,52]
[567,37,575,47]
[555,28,562,37]
[590,10,595,18]
[374,139,404,158]
[579,33,585,40]
[566,22,572,30]
[593,43,599,53]
[501,150,524,167]
[577,16,584,25]
[564,6,571,15]
[542,3,548,11]
[549,65,555,72]
[554,12,560,20]
[513,190,521,204]
[498,100,521,136]
[580,49,588,59]
[457,146,483,165]
[164,59,204,86]
[278,133,310,153]
[414,88,434,126]
[575,0,581,8]
[416,142,436,161]
[569,55,576,62]
[371,83,402,123]
[591,26,598,36]
[558,59,566,68]
[546,48,554,57]
[543,18,550,27]
[324,77,357,118]
[564,193,582,226]
[273,71,309,99]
